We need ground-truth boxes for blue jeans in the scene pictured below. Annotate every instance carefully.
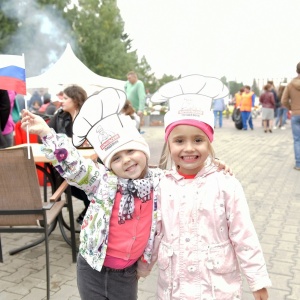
[291,115,300,168]
[241,111,253,130]
[213,110,223,128]
[275,107,288,127]
[77,254,138,300]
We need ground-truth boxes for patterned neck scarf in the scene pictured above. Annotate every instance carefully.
[117,170,153,224]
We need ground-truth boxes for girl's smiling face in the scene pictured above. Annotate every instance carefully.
[168,125,210,175]
[110,149,147,179]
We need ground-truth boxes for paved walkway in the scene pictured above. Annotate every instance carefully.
[1,116,300,299]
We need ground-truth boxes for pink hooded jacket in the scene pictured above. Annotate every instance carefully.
[150,165,271,300]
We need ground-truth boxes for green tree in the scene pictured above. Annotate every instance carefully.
[252,79,260,96]
[228,81,244,97]
[0,0,139,79]
[0,0,74,76]
[220,76,244,98]
[135,56,157,92]
[67,0,138,80]
[157,74,179,90]
[0,1,18,51]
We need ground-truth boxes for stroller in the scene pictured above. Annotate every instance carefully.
[232,107,243,130]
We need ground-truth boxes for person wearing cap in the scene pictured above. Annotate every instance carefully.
[149,75,271,299]
[281,62,300,171]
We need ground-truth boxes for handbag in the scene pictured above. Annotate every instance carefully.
[12,99,21,123]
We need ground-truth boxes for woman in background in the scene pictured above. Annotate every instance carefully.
[48,85,90,224]
[259,84,275,133]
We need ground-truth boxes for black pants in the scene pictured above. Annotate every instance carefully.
[77,254,138,300]
[51,165,90,209]
[70,186,90,208]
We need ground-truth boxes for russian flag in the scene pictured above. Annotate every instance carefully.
[0,54,26,95]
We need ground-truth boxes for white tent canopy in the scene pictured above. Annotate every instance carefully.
[26,44,125,93]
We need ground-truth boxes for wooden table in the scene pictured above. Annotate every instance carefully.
[9,143,98,162]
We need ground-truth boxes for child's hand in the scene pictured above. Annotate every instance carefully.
[21,110,51,137]
[253,288,268,299]
[214,158,234,176]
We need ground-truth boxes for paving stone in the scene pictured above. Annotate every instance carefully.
[0,279,17,292]
[0,291,23,300]
[276,241,297,252]
[48,284,80,300]
[268,261,295,276]
[5,277,44,296]
[273,250,296,263]
[287,284,300,300]
[268,273,291,291]
[281,225,299,234]
[261,226,281,236]
[1,120,300,299]
[19,287,47,300]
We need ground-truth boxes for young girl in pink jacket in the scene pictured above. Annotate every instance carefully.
[150,75,272,300]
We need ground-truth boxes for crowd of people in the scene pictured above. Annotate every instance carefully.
[231,81,288,132]
[230,62,300,170]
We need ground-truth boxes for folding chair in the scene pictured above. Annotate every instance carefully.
[0,146,75,300]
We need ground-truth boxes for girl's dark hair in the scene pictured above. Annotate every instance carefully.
[63,85,87,109]
[122,100,136,117]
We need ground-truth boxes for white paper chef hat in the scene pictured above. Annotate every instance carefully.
[72,88,150,168]
[151,75,229,142]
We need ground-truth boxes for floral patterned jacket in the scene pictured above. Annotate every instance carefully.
[41,130,163,272]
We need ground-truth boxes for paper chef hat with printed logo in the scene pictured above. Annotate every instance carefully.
[72,88,150,169]
[151,75,229,142]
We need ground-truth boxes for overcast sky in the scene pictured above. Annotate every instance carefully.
[117,0,300,86]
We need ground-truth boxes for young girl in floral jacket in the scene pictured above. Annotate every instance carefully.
[21,88,164,300]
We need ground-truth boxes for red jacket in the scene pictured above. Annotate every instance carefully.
[259,91,275,109]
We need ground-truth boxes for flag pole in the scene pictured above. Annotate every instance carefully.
[23,53,30,159]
